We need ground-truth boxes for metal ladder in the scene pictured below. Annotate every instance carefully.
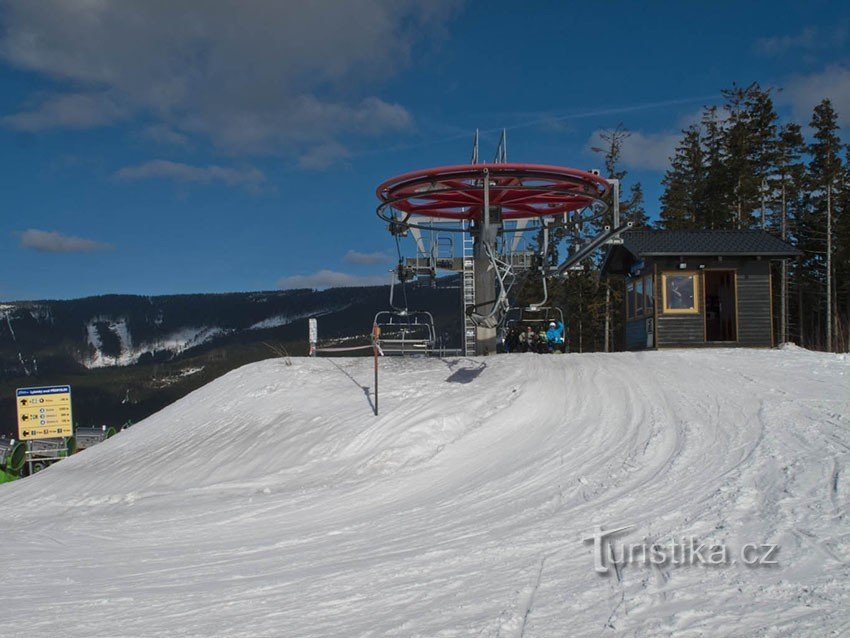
[461,222,476,356]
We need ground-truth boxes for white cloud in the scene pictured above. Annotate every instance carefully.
[342,250,391,265]
[18,229,114,253]
[0,1,454,158]
[278,270,388,290]
[115,160,266,190]
[297,141,351,171]
[754,26,847,57]
[620,131,681,171]
[587,129,680,172]
[142,124,190,147]
[2,92,126,131]
[781,65,850,127]
[189,95,413,157]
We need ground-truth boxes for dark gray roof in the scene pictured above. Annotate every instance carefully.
[618,229,801,257]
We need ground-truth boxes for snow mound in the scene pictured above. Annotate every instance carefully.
[2,349,849,637]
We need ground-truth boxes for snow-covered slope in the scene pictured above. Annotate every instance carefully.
[1,349,848,637]
[83,319,231,368]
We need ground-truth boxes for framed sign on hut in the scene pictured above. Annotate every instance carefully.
[662,272,700,314]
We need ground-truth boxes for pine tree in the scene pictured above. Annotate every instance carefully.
[701,106,732,229]
[589,124,630,351]
[833,153,850,351]
[771,124,806,234]
[772,123,806,344]
[659,125,704,229]
[625,183,649,227]
[592,125,628,182]
[591,125,629,222]
[743,85,779,228]
[721,84,778,228]
[723,84,752,227]
[803,99,843,350]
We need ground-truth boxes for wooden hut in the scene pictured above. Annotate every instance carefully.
[601,229,801,350]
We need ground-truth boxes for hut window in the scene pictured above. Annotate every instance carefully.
[635,278,644,316]
[661,272,699,314]
[644,275,654,315]
[626,280,635,318]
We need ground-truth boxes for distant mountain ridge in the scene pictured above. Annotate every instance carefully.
[1,282,461,436]
[1,290,340,375]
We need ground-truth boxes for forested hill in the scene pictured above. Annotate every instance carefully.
[0,281,461,436]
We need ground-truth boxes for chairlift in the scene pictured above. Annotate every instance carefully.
[374,309,436,356]
[371,226,438,355]
[500,305,566,353]
[498,246,559,329]
[504,305,565,329]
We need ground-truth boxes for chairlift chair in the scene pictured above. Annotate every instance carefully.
[501,305,566,351]
[504,305,564,329]
[374,310,436,356]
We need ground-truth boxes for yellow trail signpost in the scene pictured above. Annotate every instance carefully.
[16,385,73,440]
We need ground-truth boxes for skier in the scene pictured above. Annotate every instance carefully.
[546,320,565,353]
[526,326,537,353]
[505,327,520,353]
[537,328,548,354]
[518,327,528,353]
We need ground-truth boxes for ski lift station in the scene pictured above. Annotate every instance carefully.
[374,132,631,356]
[370,132,799,356]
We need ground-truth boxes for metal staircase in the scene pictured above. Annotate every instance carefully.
[461,223,476,356]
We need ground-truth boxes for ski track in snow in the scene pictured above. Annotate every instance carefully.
[0,348,848,637]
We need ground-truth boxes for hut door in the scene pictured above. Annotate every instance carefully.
[704,270,737,342]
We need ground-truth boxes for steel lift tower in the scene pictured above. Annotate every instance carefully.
[376,134,628,355]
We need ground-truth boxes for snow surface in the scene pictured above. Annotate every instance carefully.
[248,306,346,330]
[0,305,16,341]
[1,348,848,637]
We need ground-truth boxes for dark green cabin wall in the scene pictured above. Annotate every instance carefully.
[624,257,774,350]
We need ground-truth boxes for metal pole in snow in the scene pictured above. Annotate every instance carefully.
[827,182,832,352]
[604,178,620,353]
[781,180,787,344]
[372,323,380,416]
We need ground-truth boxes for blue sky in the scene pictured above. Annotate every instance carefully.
[2,0,849,300]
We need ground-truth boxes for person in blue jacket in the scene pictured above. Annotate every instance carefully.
[546,320,565,353]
